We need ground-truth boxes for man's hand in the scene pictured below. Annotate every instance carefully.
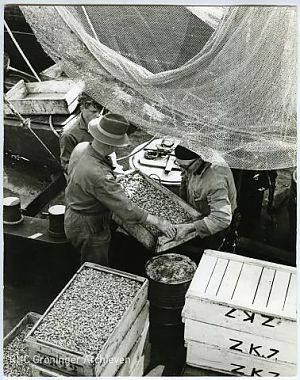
[157,219,177,239]
[175,223,196,240]
[145,214,177,239]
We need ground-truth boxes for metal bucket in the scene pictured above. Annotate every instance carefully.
[145,253,196,327]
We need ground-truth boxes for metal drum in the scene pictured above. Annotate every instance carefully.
[145,253,196,344]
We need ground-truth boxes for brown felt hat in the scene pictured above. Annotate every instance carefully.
[88,113,130,147]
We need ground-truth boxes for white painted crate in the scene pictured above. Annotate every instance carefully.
[183,250,296,341]
[183,250,297,376]
[186,341,296,377]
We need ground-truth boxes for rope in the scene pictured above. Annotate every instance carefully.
[116,136,157,162]
[81,6,100,42]
[4,19,41,82]
[48,115,60,138]
[4,97,61,166]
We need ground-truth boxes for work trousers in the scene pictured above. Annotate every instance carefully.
[64,207,111,266]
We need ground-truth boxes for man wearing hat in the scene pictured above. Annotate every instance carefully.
[173,145,237,263]
[64,113,177,266]
[59,93,103,173]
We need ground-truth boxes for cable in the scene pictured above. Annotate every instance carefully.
[48,115,61,138]
[116,136,158,162]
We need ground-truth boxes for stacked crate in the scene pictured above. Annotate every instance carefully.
[25,262,150,376]
[183,250,297,377]
[3,312,41,376]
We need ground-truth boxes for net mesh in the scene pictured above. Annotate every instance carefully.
[20,5,297,170]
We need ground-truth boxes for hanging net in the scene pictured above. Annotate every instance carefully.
[20,5,297,170]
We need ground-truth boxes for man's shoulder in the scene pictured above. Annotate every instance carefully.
[61,114,81,137]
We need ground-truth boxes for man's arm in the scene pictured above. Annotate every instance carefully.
[59,133,77,173]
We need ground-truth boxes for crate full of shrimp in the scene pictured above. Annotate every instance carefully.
[3,312,41,377]
[115,170,201,253]
[25,262,149,376]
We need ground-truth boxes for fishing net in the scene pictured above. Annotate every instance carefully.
[20,5,297,170]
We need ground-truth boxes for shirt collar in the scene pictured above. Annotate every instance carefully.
[79,113,88,130]
[184,158,210,176]
[88,144,114,168]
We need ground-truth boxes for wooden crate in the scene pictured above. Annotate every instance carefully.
[116,321,150,376]
[186,341,296,377]
[25,262,148,376]
[182,250,297,376]
[113,170,201,253]
[4,312,41,377]
[31,363,65,377]
[4,79,84,115]
[4,312,41,346]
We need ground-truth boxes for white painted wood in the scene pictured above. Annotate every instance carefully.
[184,319,296,364]
[203,250,296,274]
[216,259,243,301]
[186,341,296,377]
[252,267,275,311]
[283,273,297,318]
[182,300,296,343]
[186,250,296,319]
[232,263,263,308]
[205,258,228,297]
[267,270,292,315]
[186,254,217,298]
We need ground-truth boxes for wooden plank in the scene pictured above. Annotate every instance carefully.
[184,319,296,364]
[186,341,296,377]
[252,267,275,311]
[5,79,28,100]
[216,260,243,301]
[205,257,229,297]
[26,80,76,93]
[182,300,296,343]
[186,253,217,298]
[31,364,64,377]
[231,263,263,308]
[116,322,149,376]
[267,269,292,316]
[100,303,149,376]
[283,273,297,318]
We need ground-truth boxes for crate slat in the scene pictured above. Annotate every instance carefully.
[283,273,297,318]
[232,263,263,307]
[217,260,243,301]
[186,341,296,377]
[252,267,275,310]
[206,257,228,297]
[186,253,217,298]
[267,270,292,315]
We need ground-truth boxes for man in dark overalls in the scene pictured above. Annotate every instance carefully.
[64,113,176,266]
